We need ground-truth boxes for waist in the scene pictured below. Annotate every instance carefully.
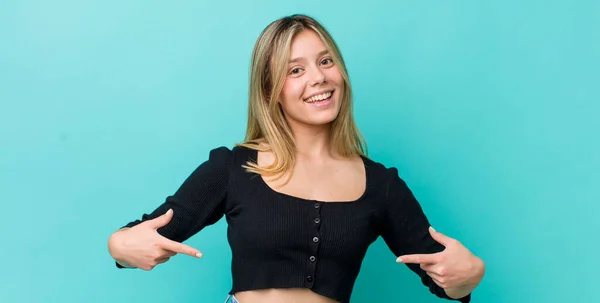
[232,288,339,303]
[228,259,358,303]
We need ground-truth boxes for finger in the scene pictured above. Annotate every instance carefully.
[144,208,174,229]
[157,249,177,258]
[155,256,171,264]
[428,271,445,281]
[160,238,203,258]
[420,263,446,276]
[429,226,454,247]
[397,253,439,264]
[428,272,447,288]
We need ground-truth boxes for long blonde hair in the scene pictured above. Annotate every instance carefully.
[236,14,367,180]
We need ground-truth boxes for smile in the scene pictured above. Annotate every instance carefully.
[304,90,334,104]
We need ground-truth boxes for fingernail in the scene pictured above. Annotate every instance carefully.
[430,226,436,232]
[196,252,203,258]
[166,209,172,215]
[396,257,403,263]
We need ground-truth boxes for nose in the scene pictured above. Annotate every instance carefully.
[309,67,327,86]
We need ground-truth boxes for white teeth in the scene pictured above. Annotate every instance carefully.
[305,91,332,103]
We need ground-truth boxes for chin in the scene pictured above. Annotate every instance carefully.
[310,105,341,125]
[305,111,340,126]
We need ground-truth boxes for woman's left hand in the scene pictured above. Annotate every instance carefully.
[397,226,485,290]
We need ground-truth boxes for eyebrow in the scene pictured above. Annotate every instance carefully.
[289,49,329,63]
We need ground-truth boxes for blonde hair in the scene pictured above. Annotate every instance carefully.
[236,14,367,180]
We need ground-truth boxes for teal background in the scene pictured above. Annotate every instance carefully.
[1,1,598,302]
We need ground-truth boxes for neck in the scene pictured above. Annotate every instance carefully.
[289,122,334,159]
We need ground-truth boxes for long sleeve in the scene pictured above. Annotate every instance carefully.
[115,146,232,268]
[379,167,471,302]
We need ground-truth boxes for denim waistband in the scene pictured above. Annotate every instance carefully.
[224,294,239,303]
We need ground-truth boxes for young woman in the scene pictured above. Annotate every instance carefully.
[107,14,485,303]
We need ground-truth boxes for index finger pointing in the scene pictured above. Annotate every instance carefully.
[160,239,203,258]
[396,253,438,264]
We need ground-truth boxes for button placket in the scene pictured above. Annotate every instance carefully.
[306,201,322,288]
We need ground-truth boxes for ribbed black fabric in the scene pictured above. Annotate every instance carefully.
[116,145,471,303]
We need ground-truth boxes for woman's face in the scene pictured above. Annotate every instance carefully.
[279,30,343,130]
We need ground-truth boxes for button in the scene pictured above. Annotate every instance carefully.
[314,218,320,224]
[314,203,320,209]
[310,256,316,262]
[306,275,313,282]
[313,237,319,243]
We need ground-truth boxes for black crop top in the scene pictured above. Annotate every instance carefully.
[115,145,471,303]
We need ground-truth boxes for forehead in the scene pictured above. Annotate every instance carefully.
[289,30,327,57]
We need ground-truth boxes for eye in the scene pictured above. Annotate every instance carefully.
[320,58,334,66]
[289,67,304,75]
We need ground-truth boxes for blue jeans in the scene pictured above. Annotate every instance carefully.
[224,294,240,303]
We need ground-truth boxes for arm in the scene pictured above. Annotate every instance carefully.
[111,146,232,268]
[379,167,472,302]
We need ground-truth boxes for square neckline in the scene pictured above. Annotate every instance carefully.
[248,147,370,204]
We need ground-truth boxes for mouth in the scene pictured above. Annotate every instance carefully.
[303,89,334,105]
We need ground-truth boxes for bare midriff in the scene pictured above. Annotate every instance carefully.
[234,288,340,303]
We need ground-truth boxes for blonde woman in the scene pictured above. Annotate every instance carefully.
[107,14,485,303]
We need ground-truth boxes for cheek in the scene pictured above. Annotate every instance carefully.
[326,67,343,84]
[282,79,305,103]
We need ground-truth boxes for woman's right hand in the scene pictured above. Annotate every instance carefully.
[108,209,203,271]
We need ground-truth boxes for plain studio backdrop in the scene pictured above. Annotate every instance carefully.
[1,1,598,302]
